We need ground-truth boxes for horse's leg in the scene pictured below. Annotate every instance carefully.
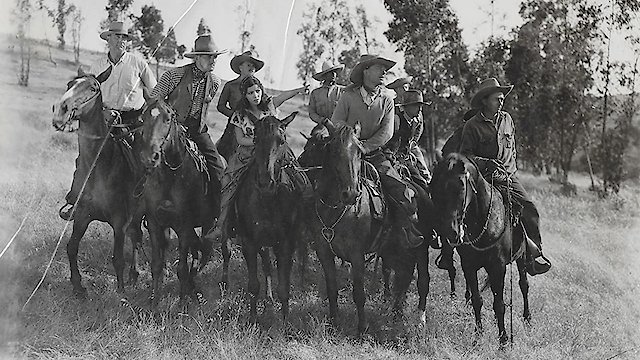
[147,218,166,307]
[416,246,430,326]
[448,263,457,299]
[66,214,91,298]
[297,241,308,290]
[517,256,531,324]
[125,217,142,286]
[382,257,392,297]
[220,238,231,295]
[351,252,368,336]
[111,217,127,293]
[176,227,196,304]
[316,245,338,325]
[462,264,483,334]
[391,258,413,322]
[242,242,260,322]
[487,264,508,345]
[277,239,294,322]
[260,248,274,303]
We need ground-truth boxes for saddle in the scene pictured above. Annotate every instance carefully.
[360,160,385,221]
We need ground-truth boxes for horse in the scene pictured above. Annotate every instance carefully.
[51,73,144,297]
[232,112,305,321]
[430,152,531,345]
[138,99,220,306]
[302,123,433,335]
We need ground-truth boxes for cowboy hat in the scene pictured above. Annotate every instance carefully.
[470,78,513,109]
[312,61,345,81]
[397,90,431,106]
[100,21,131,41]
[349,54,396,84]
[386,76,413,89]
[184,34,228,58]
[230,50,264,74]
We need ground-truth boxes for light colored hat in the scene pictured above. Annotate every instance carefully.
[386,76,413,89]
[470,78,513,109]
[397,90,431,106]
[312,61,345,81]
[230,50,264,74]
[100,21,131,41]
[349,54,396,84]
[184,34,228,58]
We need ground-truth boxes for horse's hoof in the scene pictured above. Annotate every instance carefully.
[419,310,427,326]
[450,292,457,300]
[194,291,207,306]
[498,333,509,347]
[523,314,532,327]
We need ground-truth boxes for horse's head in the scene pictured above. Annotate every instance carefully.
[430,153,480,246]
[140,99,176,169]
[253,111,298,193]
[52,73,102,132]
[321,122,364,206]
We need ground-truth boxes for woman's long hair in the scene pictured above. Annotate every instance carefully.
[236,76,271,117]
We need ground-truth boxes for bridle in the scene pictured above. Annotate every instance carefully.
[154,108,186,171]
[53,81,101,133]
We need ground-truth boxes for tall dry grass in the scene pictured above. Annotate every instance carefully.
[1,36,639,359]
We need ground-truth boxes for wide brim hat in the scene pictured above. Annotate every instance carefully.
[397,89,431,106]
[230,50,264,74]
[349,54,396,84]
[184,34,228,58]
[100,21,131,41]
[470,78,513,109]
[386,76,413,89]
[312,62,345,81]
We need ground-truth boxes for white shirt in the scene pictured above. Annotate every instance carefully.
[90,52,157,111]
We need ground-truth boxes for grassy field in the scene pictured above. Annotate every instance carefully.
[1,38,639,359]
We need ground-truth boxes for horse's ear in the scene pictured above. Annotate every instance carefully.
[77,67,86,77]
[280,111,298,128]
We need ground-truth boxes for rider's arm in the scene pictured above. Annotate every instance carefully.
[307,90,326,125]
[361,97,395,154]
[458,120,479,156]
[329,92,349,127]
[149,68,181,101]
[272,85,309,109]
[216,83,234,118]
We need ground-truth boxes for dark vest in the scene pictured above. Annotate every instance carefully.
[166,63,215,133]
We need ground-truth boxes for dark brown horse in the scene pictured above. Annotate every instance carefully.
[138,99,220,306]
[303,124,432,335]
[51,74,143,296]
[232,112,305,321]
[430,153,531,345]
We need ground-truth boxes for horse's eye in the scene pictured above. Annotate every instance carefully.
[62,104,68,113]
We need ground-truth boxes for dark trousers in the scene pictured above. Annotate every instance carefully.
[189,125,226,182]
[503,175,542,247]
[366,150,417,225]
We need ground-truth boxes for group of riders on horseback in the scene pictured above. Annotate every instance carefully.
[56,20,551,299]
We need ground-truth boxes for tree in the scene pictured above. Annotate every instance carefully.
[100,0,134,31]
[13,0,32,86]
[384,0,472,142]
[69,7,83,64]
[37,0,76,49]
[132,5,175,77]
[196,17,210,36]
[296,0,359,85]
[236,0,253,52]
[355,5,382,54]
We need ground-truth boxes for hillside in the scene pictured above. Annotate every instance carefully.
[1,37,640,359]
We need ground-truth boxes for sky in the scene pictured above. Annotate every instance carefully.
[0,0,636,89]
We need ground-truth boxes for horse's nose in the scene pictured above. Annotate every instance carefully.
[152,152,160,163]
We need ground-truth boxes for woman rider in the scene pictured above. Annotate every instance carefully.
[206,76,310,243]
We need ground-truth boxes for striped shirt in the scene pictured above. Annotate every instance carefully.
[90,52,156,111]
[150,65,221,118]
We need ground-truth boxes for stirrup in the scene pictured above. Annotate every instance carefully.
[526,255,551,276]
[59,203,74,221]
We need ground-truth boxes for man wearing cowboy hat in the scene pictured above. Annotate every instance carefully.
[327,54,423,248]
[386,90,432,187]
[386,76,412,105]
[149,34,228,184]
[308,61,345,136]
[59,20,156,220]
[438,78,552,275]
